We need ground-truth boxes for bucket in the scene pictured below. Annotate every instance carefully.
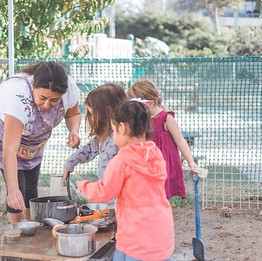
[49,175,67,196]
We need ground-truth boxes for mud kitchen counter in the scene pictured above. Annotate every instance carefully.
[0,224,115,261]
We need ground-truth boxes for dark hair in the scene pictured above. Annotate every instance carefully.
[111,100,152,139]
[22,61,68,94]
[85,83,127,143]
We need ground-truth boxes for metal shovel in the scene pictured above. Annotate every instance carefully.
[192,174,205,261]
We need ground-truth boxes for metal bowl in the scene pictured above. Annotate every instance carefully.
[90,218,114,231]
[85,203,108,211]
[12,221,43,236]
[42,218,64,228]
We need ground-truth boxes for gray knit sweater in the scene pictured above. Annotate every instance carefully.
[63,133,119,179]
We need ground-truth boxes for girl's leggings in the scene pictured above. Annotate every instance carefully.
[113,249,173,261]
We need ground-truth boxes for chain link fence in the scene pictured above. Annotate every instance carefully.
[0,57,261,209]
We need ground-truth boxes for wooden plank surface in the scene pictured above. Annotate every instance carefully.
[0,225,115,260]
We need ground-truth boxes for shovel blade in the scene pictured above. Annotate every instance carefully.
[192,237,205,261]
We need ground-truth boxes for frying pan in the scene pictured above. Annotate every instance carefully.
[192,174,205,261]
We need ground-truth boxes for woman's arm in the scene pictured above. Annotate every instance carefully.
[65,102,81,149]
[3,114,25,210]
[166,114,197,169]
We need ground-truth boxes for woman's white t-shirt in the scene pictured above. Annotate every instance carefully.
[0,74,80,169]
[0,74,80,133]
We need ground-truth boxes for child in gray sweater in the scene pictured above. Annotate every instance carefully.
[63,83,127,207]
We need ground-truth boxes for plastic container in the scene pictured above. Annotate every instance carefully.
[4,228,22,243]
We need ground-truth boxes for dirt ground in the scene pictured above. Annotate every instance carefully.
[0,204,262,261]
[172,205,262,261]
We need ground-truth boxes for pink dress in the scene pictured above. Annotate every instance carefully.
[151,110,186,199]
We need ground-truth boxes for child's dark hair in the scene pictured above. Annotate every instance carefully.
[85,83,127,142]
[111,100,152,139]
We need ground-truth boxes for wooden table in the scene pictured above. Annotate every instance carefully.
[0,224,115,261]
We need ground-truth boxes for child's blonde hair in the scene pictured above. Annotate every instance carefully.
[126,79,164,109]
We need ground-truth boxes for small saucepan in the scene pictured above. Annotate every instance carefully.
[54,224,98,257]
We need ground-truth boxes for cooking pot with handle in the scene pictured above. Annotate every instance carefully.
[29,196,77,223]
[55,224,98,257]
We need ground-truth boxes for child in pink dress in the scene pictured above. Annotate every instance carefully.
[127,79,197,199]
[77,100,174,261]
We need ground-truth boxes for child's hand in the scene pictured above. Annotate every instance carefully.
[76,180,91,189]
[63,169,70,182]
[76,181,81,190]
[190,166,208,179]
[76,180,93,194]
[188,161,198,172]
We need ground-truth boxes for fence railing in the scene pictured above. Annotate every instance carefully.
[0,57,261,209]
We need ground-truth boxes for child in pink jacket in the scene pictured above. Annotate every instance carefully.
[77,99,174,261]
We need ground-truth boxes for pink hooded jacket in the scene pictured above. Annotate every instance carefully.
[78,141,175,260]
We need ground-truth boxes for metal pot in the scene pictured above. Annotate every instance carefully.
[55,224,98,257]
[29,196,77,223]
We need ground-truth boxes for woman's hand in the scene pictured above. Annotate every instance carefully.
[6,187,25,210]
[66,131,80,148]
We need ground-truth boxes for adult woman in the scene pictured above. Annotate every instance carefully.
[0,61,81,223]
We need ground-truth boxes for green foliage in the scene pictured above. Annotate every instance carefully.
[228,27,262,56]
[177,13,229,55]
[116,11,181,46]
[76,194,88,205]
[116,2,261,57]
[174,0,245,15]
[116,11,231,57]
[169,192,194,208]
[169,45,214,57]
[0,0,115,58]
[133,37,170,58]
[117,6,262,57]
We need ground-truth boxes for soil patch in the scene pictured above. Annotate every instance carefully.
[0,206,261,261]
[172,206,262,261]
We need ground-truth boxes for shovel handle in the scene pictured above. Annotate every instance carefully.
[192,175,202,240]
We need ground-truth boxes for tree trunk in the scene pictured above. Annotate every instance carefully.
[254,0,261,14]
[210,6,221,35]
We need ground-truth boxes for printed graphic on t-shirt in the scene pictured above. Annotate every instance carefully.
[17,141,47,160]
